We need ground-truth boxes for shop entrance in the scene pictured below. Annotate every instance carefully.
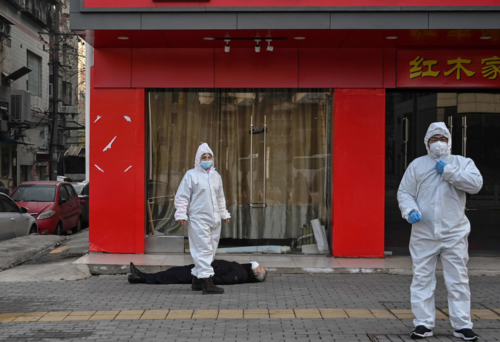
[385,91,500,255]
[147,89,332,254]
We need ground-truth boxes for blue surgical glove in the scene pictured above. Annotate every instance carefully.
[436,160,447,175]
[408,211,421,224]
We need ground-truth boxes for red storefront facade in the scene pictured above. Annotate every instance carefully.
[72,0,500,257]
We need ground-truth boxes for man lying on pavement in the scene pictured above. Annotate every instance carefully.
[128,260,267,290]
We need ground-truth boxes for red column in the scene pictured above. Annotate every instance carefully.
[332,89,385,257]
[89,74,145,253]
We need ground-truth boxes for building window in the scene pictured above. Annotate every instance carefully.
[27,51,42,96]
[62,82,72,106]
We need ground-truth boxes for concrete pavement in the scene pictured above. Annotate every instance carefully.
[0,273,499,341]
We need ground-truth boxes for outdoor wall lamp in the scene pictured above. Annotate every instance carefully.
[266,39,274,52]
[224,40,231,53]
[255,39,261,53]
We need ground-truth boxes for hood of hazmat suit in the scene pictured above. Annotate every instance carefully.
[397,122,483,330]
[174,143,231,279]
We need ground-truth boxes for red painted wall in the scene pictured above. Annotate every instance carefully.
[90,72,145,253]
[85,0,500,7]
[95,48,386,89]
[332,89,385,257]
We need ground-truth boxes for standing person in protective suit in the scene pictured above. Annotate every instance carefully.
[398,122,483,341]
[175,143,231,295]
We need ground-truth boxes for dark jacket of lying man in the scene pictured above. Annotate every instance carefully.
[128,260,267,286]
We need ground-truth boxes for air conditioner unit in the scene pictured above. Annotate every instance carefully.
[59,106,79,115]
[10,89,31,122]
[0,21,11,37]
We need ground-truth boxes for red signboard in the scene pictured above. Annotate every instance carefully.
[397,50,500,88]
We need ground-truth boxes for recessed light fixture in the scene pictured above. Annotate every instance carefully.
[294,37,306,40]
[480,36,492,40]
[386,36,398,40]
[117,37,129,40]
[203,37,215,40]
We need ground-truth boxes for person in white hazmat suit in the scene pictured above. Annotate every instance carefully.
[398,122,483,341]
[174,143,231,295]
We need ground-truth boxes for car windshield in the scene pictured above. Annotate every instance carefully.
[11,184,56,202]
[72,184,84,194]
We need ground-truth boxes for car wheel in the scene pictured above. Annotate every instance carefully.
[54,222,63,236]
[73,218,82,234]
[29,225,37,235]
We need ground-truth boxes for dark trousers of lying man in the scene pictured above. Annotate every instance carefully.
[128,259,267,292]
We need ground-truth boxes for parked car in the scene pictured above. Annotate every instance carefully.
[10,181,82,235]
[57,176,73,182]
[72,182,89,227]
[0,193,37,242]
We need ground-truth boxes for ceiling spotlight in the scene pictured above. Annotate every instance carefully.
[203,37,215,40]
[386,36,398,40]
[294,37,306,40]
[266,39,274,52]
[480,36,492,40]
[117,37,129,40]
[224,39,230,53]
[255,39,261,53]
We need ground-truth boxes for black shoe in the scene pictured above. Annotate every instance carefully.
[128,275,146,284]
[454,329,479,341]
[410,326,433,339]
[192,276,202,291]
[130,262,140,277]
[201,276,224,295]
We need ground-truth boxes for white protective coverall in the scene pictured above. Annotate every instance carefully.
[397,122,483,330]
[174,143,231,279]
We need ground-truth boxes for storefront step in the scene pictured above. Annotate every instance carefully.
[72,254,500,276]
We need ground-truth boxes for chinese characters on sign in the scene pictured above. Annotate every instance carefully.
[397,51,500,88]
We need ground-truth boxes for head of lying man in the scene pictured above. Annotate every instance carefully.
[250,262,267,282]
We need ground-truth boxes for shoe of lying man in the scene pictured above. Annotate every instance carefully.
[410,325,433,339]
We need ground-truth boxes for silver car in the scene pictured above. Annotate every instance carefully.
[0,193,38,242]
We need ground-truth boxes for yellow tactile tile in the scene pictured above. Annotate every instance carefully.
[345,309,375,318]
[217,309,243,319]
[370,309,396,319]
[0,313,23,322]
[44,311,71,316]
[192,310,218,319]
[166,310,194,319]
[294,309,322,319]
[244,309,270,319]
[94,311,120,315]
[436,310,448,319]
[63,316,91,321]
[269,309,295,319]
[140,310,170,320]
[390,309,414,319]
[319,309,348,318]
[38,316,67,322]
[471,309,500,319]
[12,312,47,322]
[68,311,96,316]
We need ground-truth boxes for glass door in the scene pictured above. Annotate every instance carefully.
[147,89,332,254]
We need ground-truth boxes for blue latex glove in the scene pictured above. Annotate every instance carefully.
[436,160,447,175]
[408,211,421,224]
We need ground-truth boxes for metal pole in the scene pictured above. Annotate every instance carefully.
[263,115,267,210]
[85,43,93,182]
[250,114,253,208]
[49,2,60,181]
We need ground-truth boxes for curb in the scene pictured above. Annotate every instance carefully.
[87,264,500,276]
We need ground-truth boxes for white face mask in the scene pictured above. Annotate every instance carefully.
[430,141,448,156]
